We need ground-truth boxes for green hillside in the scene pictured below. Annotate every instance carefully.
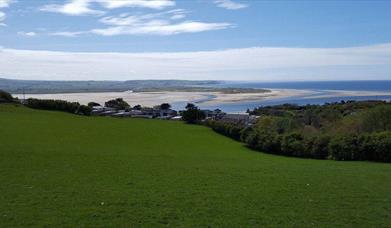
[0,105,390,227]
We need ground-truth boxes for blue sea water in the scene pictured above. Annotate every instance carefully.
[216,80,391,91]
[173,81,391,113]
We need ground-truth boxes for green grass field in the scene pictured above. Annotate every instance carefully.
[0,104,390,227]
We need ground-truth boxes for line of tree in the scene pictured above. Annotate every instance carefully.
[25,98,92,116]
[205,101,391,163]
[104,98,130,110]
[0,90,16,103]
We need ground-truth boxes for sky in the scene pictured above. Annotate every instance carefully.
[0,0,391,81]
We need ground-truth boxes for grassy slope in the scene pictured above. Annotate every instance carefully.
[0,105,390,227]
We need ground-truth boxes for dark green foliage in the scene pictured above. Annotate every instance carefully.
[160,103,171,110]
[207,100,391,162]
[133,104,142,110]
[206,120,243,141]
[304,135,330,159]
[361,105,391,132]
[182,103,206,124]
[369,132,391,162]
[76,105,92,116]
[104,98,130,110]
[0,90,14,103]
[329,134,365,161]
[25,98,80,114]
[281,132,305,156]
[87,102,100,107]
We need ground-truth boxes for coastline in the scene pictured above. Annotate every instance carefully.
[13,89,306,107]
[13,88,391,109]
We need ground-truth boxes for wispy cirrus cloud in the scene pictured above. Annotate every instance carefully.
[100,0,175,10]
[41,0,231,36]
[50,8,232,36]
[214,0,248,10]
[98,9,187,26]
[91,21,232,36]
[40,0,175,16]
[17,31,37,37]
[49,31,87,37]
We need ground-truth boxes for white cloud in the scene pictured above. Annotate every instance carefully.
[0,0,13,8]
[49,31,87,37]
[51,9,230,36]
[40,0,104,16]
[171,14,185,20]
[17,31,37,37]
[0,0,13,26]
[40,0,175,16]
[99,9,187,26]
[91,21,231,36]
[214,0,248,10]
[100,0,175,10]
[0,11,5,26]
[1,43,391,81]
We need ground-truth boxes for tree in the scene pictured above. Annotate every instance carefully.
[88,102,100,107]
[160,103,171,110]
[185,103,196,109]
[0,90,13,103]
[133,104,142,110]
[77,105,92,116]
[105,98,130,110]
[182,103,206,124]
[361,105,391,132]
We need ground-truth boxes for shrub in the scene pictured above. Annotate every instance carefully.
[105,98,130,110]
[0,90,14,103]
[329,134,365,161]
[88,102,100,107]
[361,105,391,132]
[26,98,80,114]
[281,132,305,157]
[182,103,206,124]
[76,105,92,116]
[362,132,391,162]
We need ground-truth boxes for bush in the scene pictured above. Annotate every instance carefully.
[26,98,80,114]
[308,135,330,159]
[88,102,100,107]
[182,103,206,124]
[76,105,92,116]
[0,90,14,103]
[281,132,305,157]
[105,98,130,110]
[362,132,391,162]
[361,105,391,132]
[329,134,365,161]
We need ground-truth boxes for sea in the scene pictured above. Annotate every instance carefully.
[175,80,391,113]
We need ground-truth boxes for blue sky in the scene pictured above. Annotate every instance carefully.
[0,0,391,81]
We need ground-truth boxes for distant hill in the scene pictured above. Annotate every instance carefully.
[0,78,220,94]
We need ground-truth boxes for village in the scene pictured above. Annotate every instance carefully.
[90,99,258,126]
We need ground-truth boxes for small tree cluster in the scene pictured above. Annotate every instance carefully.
[0,90,14,103]
[25,98,91,115]
[105,98,130,110]
[205,101,391,163]
[182,103,206,124]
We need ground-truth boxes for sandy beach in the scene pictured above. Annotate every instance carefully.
[14,89,310,107]
[13,88,391,109]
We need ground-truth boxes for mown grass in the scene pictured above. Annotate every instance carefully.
[0,104,390,227]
